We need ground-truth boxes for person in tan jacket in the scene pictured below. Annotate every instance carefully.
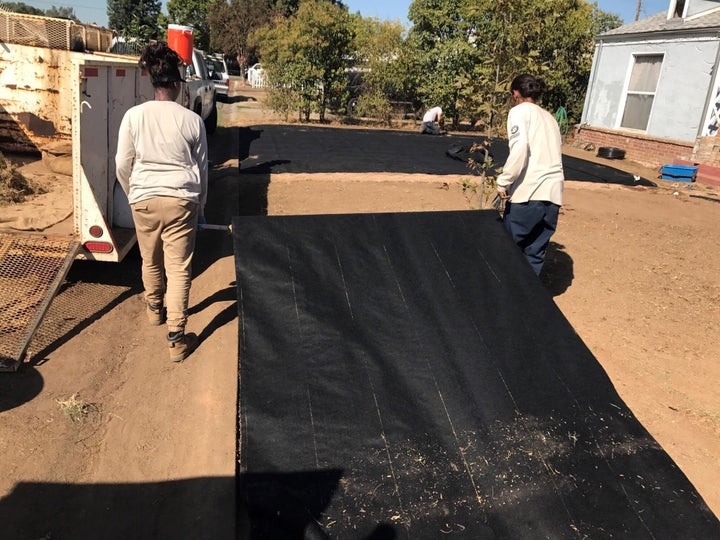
[496,74,564,275]
[116,42,208,362]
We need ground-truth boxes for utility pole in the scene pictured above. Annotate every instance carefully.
[635,0,642,21]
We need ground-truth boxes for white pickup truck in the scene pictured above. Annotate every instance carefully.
[183,47,217,134]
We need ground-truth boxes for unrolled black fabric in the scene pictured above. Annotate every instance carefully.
[233,210,717,539]
[238,124,655,186]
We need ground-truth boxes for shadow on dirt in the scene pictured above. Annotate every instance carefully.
[18,125,243,370]
[541,241,574,296]
[24,254,143,368]
[189,285,238,345]
[223,94,258,104]
[0,365,43,412]
[0,472,398,539]
[0,477,235,539]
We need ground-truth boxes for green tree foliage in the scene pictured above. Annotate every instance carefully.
[208,0,345,66]
[161,0,211,50]
[2,2,44,15]
[349,14,407,123]
[405,0,478,129]
[44,5,79,21]
[251,0,353,122]
[2,2,79,20]
[108,0,162,42]
[270,0,345,17]
[406,0,622,131]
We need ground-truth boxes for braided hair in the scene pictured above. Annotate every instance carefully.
[510,74,547,101]
[139,42,183,88]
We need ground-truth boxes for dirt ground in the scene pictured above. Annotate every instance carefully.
[0,81,718,535]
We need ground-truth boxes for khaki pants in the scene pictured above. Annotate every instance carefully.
[131,196,199,332]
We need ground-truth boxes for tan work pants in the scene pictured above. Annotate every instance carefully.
[131,196,199,332]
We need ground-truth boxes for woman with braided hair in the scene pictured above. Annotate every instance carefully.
[496,74,564,276]
[116,41,208,362]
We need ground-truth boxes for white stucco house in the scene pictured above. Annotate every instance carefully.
[577,0,720,184]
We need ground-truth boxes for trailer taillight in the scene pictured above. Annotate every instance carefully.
[89,225,103,238]
[84,241,114,253]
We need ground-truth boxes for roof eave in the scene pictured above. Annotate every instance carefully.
[597,27,720,42]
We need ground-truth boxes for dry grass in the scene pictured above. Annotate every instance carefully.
[57,393,97,423]
[0,152,45,205]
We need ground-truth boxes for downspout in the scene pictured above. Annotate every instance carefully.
[697,31,720,138]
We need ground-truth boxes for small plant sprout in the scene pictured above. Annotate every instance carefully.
[459,140,499,209]
[57,393,96,423]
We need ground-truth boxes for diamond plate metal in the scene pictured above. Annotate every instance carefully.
[0,233,79,371]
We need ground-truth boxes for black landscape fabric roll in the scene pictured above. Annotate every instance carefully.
[233,210,718,539]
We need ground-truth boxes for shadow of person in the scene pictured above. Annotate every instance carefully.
[188,285,238,345]
[239,126,263,161]
[238,469,400,539]
[240,159,291,175]
[0,477,235,538]
[225,94,258,104]
[365,523,397,539]
[0,365,43,412]
[540,241,574,296]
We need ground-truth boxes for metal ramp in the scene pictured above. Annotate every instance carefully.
[0,233,79,371]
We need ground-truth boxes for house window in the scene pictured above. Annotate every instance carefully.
[620,54,663,131]
[671,0,686,18]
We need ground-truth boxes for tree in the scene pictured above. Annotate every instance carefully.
[270,0,345,17]
[208,0,345,68]
[405,0,622,132]
[44,6,79,21]
[161,0,212,51]
[1,2,81,22]
[208,0,273,62]
[107,0,162,42]
[349,14,407,123]
[405,0,480,129]
[2,2,44,15]
[468,0,622,127]
[251,0,353,122]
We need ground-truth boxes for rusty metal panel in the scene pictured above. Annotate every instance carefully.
[0,11,113,52]
[0,233,79,371]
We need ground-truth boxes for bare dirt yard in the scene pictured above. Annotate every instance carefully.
[1,81,718,536]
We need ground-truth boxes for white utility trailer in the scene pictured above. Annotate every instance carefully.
[0,13,156,370]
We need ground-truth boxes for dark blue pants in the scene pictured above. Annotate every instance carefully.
[421,121,441,135]
[503,200,560,275]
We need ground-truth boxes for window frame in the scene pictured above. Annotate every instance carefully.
[617,52,665,132]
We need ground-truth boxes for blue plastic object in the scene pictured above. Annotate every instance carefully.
[661,164,697,182]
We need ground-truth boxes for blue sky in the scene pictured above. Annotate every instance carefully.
[23,0,671,33]
[343,0,670,26]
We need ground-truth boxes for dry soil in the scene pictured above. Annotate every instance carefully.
[0,81,718,536]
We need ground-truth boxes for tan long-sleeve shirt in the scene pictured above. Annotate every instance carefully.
[115,100,208,212]
[496,102,564,205]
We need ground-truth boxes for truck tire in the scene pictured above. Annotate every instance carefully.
[205,101,218,135]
